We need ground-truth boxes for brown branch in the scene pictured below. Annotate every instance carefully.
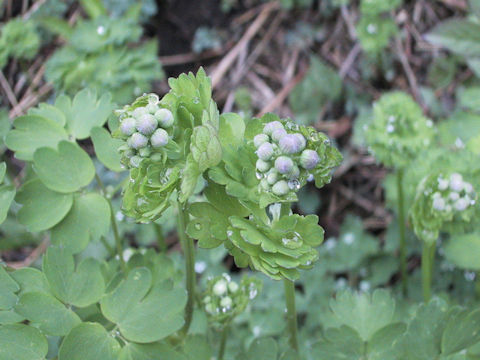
[6,236,50,269]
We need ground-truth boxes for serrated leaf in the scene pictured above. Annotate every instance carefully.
[16,178,73,232]
[43,247,105,307]
[5,115,68,161]
[329,289,395,342]
[90,126,124,172]
[15,292,81,336]
[180,154,200,203]
[218,112,245,148]
[426,19,480,57]
[100,267,186,343]
[444,233,480,270]
[312,326,363,360]
[55,89,114,139]
[51,192,111,254]
[0,267,19,310]
[33,140,95,193]
[0,185,15,225]
[58,323,121,360]
[190,124,222,172]
[0,324,48,360]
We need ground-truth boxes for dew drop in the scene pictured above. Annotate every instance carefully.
[97,25,105,35]
[256,172,263,180]
[194,223,202,230]
[287,179,301,190]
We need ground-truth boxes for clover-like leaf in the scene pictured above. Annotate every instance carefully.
[43,247,105,307]
[15,292,81,336]
[28,102,66,127]
[58,323,121,360]
[55,89,114,139]
[10,267,49,297]
[0,185,15,225]
[33,140,95,193]
[16,178,73,232]
[100,267,187,343]
[312,326,364,360]
[51,192,111,254]
[0,324,48,360]
[119,343,186,360]
[5,114,68,161]
[91,126,124,172]
[0,267,19,310]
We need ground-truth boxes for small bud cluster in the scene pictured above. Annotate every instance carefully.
[431,173,476,214]
[254,120,319,197]
[116,94,174,168]
[203,274,261,324]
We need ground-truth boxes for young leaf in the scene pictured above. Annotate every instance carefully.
[441,308,480,355]
[0,324,48,360]
[51,192,111,254]
[100,267,187,343]
[43,247,105,307]
[5,115,68,161]
[33,140,95,193]
[190,124,222,172]
[218,112,245,148]
[15,292,81,336]
[28,103,66,127]
[16,178,73,232]
[58,323,121,360]
[90,126,124,172]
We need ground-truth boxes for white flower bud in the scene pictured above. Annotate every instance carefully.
[279,134,303,154]
[272,128,287,142]
[213,280,228,296]
[432,197,445,211]
[272,180,290,196]
[275,156,294,174]
[260,178,270,190]
[266,169,278,185]
[455,198,469,211]
[300,150,319,169]
[294,133,306,150]
[146,103,158,114]
[263,121,284,135]
[253,134,269,148]
[256,159,271,172]
[449,192,459,201]
[220,296,233,308]
[132,106,148,118]
[136,114,158,135]
[257,142,274,161]
[120,117,137,136]
[464,182,474,194]
[128,132,148,149]
[228,281,239,293]
[155,108,174,128]
[205,303,215,314]
[437,177,449,191]
[150,128,169,148]
[449,173,464,192]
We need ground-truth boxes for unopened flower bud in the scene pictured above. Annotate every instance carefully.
[136,114,158,135]
[432,197,445,211]
[263,121,284,135]
[300,149,319,169]
[256,159,271,173]
[464,182,474,194]
[146,103,158,114]
[132,106,148,118]
[155,108,174,128]
[257,142,274,161]
[294,133,306,150]
[204,296,211,303]
[138,147,151,157]
[279,134,303,154]
[275,156,294,174]
[455,198,469,211]
[150,128,169,148]
[266,170,278,185]
[260,178,270,190]
[272,180,290,196]
[287,165,300,180]
[220,296,232,308]
[128,132,148,149]
[129,155,142,168]
[253,134,269,148]
[213,280,228,296]
[120,117,137,136]
[449,192,459,201]
[205,303,215,314]
[437,177,449,191]
[450,173,464,192]
[228,281,239,293]
[272,128,287,142]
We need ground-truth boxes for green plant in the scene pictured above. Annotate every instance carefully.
[0,17,40,68]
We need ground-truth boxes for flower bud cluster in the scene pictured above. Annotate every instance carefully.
[116,94,174,168]
[431,173,476,214]
[254,120,319,197]
[203,274,261,324]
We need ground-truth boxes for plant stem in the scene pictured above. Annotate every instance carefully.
[176,201,196,337]
[217,325,229,360]
[283,278,299,352]
[95,174,126,273]
[422,242,436,302]
[396,169,408,296]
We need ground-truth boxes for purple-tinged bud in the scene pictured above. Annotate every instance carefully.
[449,173,464,192]
[272,180,289,196]
[253,134,269,148]
[146,103,158,114]
[256,159,271,172]
[275,156,294,174]
[279,134,303,154]
[132,106,148,118]
[155,108,174,128]
[272,128,287,142]
[294,133,306,150]
[455,198,469,211]
[136,114,158,135]
[432,197,445,211]
[128,132,148,149]
[120,117,137,136]
[257,142,274,161]
[150,128,169,148]
[263,121,284,136]
[300,150,319,169]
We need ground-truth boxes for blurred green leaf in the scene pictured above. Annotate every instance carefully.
[0,324,48,360]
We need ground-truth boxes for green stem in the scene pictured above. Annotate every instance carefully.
[476,272,480,300]
[283,279,299,352]
[95,174,126,273]
[176,201,196,337]
[217,325,229,360]
[396,169,408,296]
[422,242,436,302]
